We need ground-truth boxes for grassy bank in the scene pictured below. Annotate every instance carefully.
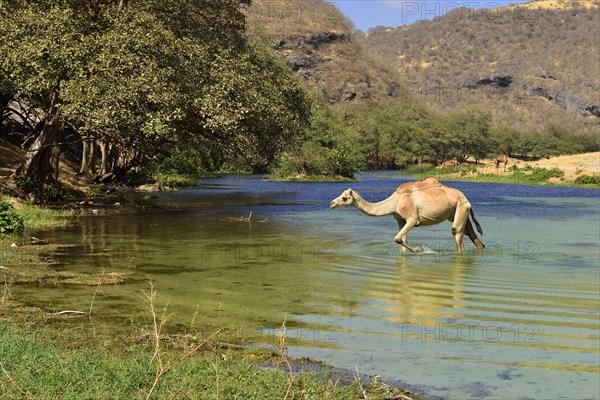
[0,320,368,400]
[269,174,355,182]
[406,163,600,187]
[0,291,420,400]
[17,203,75,230]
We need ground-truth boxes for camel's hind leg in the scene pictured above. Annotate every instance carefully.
[451,205,470,253]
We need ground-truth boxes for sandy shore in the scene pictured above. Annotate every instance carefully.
[480,152,599,181]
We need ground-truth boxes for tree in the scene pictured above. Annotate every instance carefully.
[490,125,522,156]
[0,3,91,184]
[1,0,311,189]
[446,108,493,163]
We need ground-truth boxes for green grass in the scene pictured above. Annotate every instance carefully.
[0,321,362,400]
[18,204,75,230]
[403,163,435,176]
[152,172,203,187]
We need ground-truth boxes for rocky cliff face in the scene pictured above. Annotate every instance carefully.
[245,0,402,103]
[473,75,600,119]
[273,31,400,102]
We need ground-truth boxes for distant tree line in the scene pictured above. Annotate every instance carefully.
[272,94,599,178]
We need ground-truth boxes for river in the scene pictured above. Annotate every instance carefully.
[15,172,600,399]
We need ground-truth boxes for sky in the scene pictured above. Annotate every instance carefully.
[334,0,532,31]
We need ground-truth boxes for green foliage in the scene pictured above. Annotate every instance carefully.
[2,0,594,186]
[271,93,365,179]
[527,166,564,181]
[478,165,565,184]
[517,165,564,180]
[14,176,38,194]
[435,164,479,176]
[270,153,300,180]
[0,0,311,185]
[574,174,600,185]
[0,197,24,234]
[404,163,435,175]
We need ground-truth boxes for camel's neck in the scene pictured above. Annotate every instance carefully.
[353,192,398,217]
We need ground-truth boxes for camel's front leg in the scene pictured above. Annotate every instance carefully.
[394,219,421,253]
[394,215,408,253]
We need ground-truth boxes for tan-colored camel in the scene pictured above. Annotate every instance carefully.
[495,154,510,172]
[330,177,485,253]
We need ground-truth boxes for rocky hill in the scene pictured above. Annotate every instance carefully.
[360,0,600,132]
[244,0,402,102]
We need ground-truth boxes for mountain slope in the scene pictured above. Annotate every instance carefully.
[244,0,402,102]
[360,0,599,131]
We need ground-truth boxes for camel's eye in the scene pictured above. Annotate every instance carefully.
[342,196,349,201]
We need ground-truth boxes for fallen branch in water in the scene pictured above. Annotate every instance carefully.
[46,310,88,317]
[136,331,282,357]
[383,394,414,400]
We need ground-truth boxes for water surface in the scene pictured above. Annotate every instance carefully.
[15,173,600,399]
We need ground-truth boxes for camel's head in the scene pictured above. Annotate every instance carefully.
[330,189,355,208]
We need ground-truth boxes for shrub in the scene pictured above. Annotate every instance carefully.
[404,163,435,176]
[435,164,478,176]
[511,166,565,183]
[0,196,24,233]
[574,174,600,185]
[529,166,564,181]
[270,153,301,179]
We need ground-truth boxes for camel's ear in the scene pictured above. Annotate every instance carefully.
[347,189,353,195]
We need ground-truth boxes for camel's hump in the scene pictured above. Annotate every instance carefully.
[395,177,442,194]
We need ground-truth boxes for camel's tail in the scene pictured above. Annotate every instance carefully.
[470,208,483,235]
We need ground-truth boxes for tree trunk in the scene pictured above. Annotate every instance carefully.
[79,138,90,175]
[15,117,62,184]
[15,78,63,185]
[99,140,110,175]
[88,140,98,175]
[47,142,61,182]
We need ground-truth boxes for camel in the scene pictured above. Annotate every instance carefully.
[495,154,510,172]
[330,177,485,253]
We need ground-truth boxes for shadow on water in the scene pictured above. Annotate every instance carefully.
[12,172,600,399]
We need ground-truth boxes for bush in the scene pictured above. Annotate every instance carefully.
[511,166,565,183]
[529,167,564,181]
[435,164,478,176]
[0,196,24,233]
[574,174,600,185]
[270,153,301,179]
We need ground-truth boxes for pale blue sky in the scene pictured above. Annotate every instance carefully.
[334,0,532,31]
